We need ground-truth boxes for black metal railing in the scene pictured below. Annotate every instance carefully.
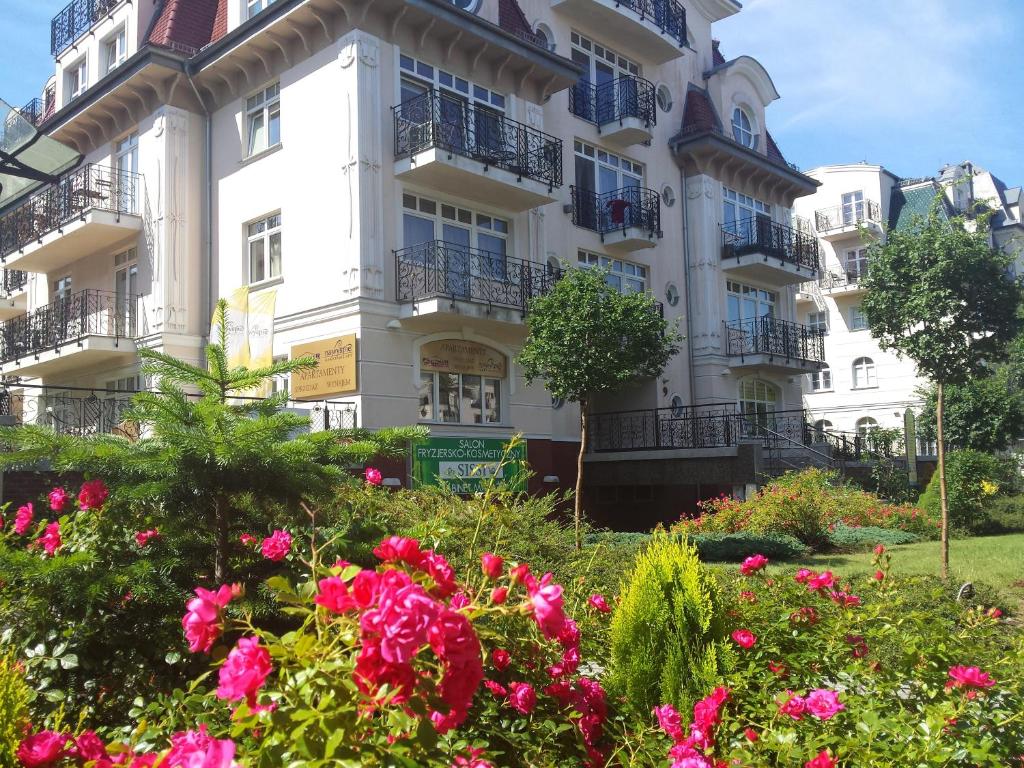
[613,0,687,46]
[0,388,135,436]
[721,216,819,273]
[569,75,656,131]
[588,406,739,452]
[393,90,562,190]
[1,270,28,296]
[0,289,138,365]
[18,86,56,127]
[396,241,560,313]
[725,317,825,364]
[306,401,359,431]
[51,0,120,55]
[814,200,882,232]
[0,164,142,262]
[570,185,660,238]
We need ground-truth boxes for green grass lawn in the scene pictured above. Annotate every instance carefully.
[781,533,1024,609]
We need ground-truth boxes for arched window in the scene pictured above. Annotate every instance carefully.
[813,419,833,437]
[450,0,482,13]
[810,365,831,392]
[732,106,754,148]
[852,357,876,388]
[855,416,879,438]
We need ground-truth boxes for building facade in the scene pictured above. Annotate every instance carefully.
[3,0,823,524]
[793,161,1024,447]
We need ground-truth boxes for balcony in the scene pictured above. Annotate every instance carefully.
[393,90,562,212]
[720,217,819,285]
[814,200,882,240]
[0,164,143,273]
[724,317,825,373]
[570,186,661,251]
[0,388,135,436]
[588,406,741,452]
[51,0,120,56]
[395,240,560,329]
[18,87,56,128]
[0,289,139,376]
[0,270,29,321]
[551,0,687,63]
[569,75,655,145]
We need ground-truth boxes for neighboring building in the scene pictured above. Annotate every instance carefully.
[793,161,1024,448]
[2,0,822,524]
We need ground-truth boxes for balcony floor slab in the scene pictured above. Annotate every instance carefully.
[396,298,529,333]
[725,354,824,375]
[2,210,142,273]
[0,292,27,321]
[598,118,654,147]
[720,251,816,286]
[0,335,138,377]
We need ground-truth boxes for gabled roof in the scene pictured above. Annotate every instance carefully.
[148,0,227,54]
[680,85,721,133]
[498,0,537,44]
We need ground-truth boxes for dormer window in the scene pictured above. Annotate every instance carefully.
[450,0,482,12]
[731,106,754,148]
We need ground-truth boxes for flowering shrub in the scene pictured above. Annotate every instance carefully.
[676,469,939,548]
[919,449,1014,533]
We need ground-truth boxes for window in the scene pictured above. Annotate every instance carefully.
[809,366,832,392]
[841,190,865,225]
[103,27,127,74]
[856,416,879,438]
[247,213,282,284]
[731,106,754,147]
[271,355,289,396]
[65,58,87,104]
[246,0,278,18]
[115,133,138,176]
[727,280,776,324]
[569,33,640,123]
[807,311,828,334]
[739,378,778,432]
[105,375,141,393]
[246,83,280,157]
[399,54,505,110]
[53,275,72,301]
[573,142,644,230]
[114,248,138,334]
[419,372,501,424]
[849,305,868,331]
[812,419,833,437]
[852,357,876,389]
[846,248,869,281]
[722,187,770,240]
[577,250,647,294]
[656,84,673,113]
[450,0,482,12]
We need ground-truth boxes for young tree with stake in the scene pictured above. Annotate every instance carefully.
[861,197,1022,576]
[518,267,680,548]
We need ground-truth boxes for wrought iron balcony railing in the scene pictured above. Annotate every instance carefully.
[569,75,656,131]
[0,289,138,364]
[0,388,135,436]
[1,270,28,296]
[393,90,562,190]
[588,406,739,452]
[18,87,56,127]
[396,240,561,314]
[51,0,120,56]
[570,185,660,237]
[721,216,819,272]
[724,316,825,364]
[614,0,687,46]
[814,199,882,232]
[0,163,142,262]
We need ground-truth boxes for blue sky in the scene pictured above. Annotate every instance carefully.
[3,0,1023,184]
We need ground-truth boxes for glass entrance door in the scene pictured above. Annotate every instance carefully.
[114,252,138,335]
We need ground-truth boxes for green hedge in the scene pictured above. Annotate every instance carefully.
[687,532,808,562]
[827,523,920,551]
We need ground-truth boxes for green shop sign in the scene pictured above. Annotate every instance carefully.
[412,437,527,493]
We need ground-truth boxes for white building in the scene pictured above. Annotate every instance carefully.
[793,161,1024,447]
[2,0,823,524]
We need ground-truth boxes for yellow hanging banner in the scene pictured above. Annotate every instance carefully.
[212,286,250,368]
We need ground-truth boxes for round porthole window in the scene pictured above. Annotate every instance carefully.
[552,395,565,410]
[670,394,685,417]
[662,185,676,207]
[656,84,673,113]
[450,0,482,13]
[665,282,680,307]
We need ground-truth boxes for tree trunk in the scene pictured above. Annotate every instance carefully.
[936,381,949,579]
[574,400,588,551]
[214,495,228,583]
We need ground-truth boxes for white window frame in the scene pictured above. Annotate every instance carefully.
[399,53,506,111]
[841,190,865,225]
[246,0,276,18]
[245,82,281,157]
[246,212,282,285]
[807,311,828,334]
[846,248,869,281]
[852,357,877,389]
[809,366,832,392]
[731,106,754,147]
[573,140,644,195]
[401,193,509,254]
[418,371,503,425]
[570,32,640,85]
[577,250,647,294]
[53,275,72,301]
[103,26,127,74]
[65,57,88,104]
[849,305,868,331]
[114,132,138,176]
[856,416,879,438]
[723,186,770,228]
[727,280,777,324]
[271,354,289,396]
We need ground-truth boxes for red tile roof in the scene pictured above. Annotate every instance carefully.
[681,87,719,133]
[498,0,538,43]
[711,39,725,66]
[765,131,788,166]
[148,0,226,55]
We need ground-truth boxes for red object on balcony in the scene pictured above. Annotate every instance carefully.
[606,198,631,225]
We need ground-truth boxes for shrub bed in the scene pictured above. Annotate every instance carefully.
[826,522,920,551]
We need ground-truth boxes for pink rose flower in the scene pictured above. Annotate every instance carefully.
[14,503,34,535]
[653,703,684,742]
[739,554,768,575]
[240,533,257,546]
[453,747,495,768]
[794,568,813,583]
[480,552,503,580]
[778,690,806,720]
[365,467,383,486]
[731,628,756,649]
[491,648,511,671]
[873,544,885,555]
[164,726,237,768]
[71,731,106,763]
[182,584,236,653]
[946,665,996,690]
[744,728,759,742]
[48,487,69,513]
[509,563,531,586]
[508,681,537,715]
[373,536,425,567]
[805,689,844,720]
[588,593,611,613]
[490,586,508,604]
[529,573,566,639]
[483,679,507,698]
[873,570,885,581]
[806,571,836,591]
[17,731,68,767]
[77,479,109,510]
[38,522,62,556]
[804,750,837,768]
[260,530,292,561]
[216,636,273,706]
[135,529,160,548]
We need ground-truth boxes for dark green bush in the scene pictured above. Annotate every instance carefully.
[977,494,1024,534]
[687,531,809,562]
[919,450,1013,533]
[826,523,920,551]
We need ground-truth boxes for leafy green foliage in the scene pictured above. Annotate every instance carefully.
[979,494,1024,534]
[825,522,920,551]
[608,535,729,716]
[0,647,31,767]
[688,531,809,561]
[919,450,1011,534]
[917,366,1024,453]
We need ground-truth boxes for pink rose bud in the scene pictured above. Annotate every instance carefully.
[480,552,503,580]
[490,586,508,605]
[364,467,383,486]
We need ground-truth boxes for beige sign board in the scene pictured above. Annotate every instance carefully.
[290,334,358,399]
[420,340,507,378]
